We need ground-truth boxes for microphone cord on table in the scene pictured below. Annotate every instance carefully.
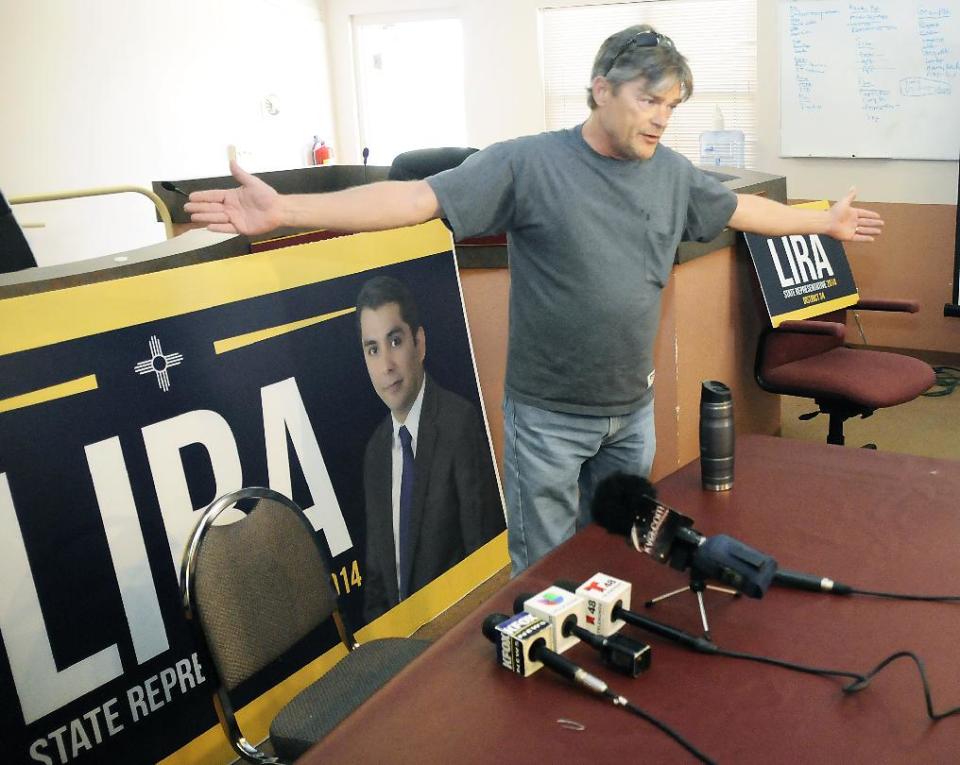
[629,617,960,722]
[841,650,960,721]
[602,689,716,765]
[843,588,960,602]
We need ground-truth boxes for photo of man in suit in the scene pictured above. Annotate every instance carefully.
[357,275,505,622]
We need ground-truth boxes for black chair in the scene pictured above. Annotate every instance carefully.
[387,146,478,180]
[180,487,429,763]
[0,188,37,273]
[755,300,935,446]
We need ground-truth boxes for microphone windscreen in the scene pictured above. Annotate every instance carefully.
[590,472,658,537]
[554,579,579,593]
[481,612,510,642]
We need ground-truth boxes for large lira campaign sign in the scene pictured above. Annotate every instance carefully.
[0,222,506,764]
[742,203,859,327]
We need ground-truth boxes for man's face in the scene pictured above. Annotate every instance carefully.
[593,78,682,161]
[360,302,426,423]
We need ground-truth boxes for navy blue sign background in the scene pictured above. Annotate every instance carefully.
[742,231,858,324]
[0,252,488,763]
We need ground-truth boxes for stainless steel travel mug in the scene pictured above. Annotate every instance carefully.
[700,381,734,491]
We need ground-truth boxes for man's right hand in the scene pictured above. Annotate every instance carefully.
[184,160,283,235]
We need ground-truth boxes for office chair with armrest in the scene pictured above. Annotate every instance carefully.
[180,487,429,764]
[756,299,935,446]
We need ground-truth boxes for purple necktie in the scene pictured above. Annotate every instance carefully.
[398,425,415,599]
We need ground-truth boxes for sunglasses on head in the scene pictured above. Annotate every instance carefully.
[603,31,671,76]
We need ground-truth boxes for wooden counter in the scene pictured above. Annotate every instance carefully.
[2,165,786,478]
[460,166,785,477]
[460,237,780,483]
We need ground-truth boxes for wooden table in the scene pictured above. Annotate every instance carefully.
[297,436,960,763]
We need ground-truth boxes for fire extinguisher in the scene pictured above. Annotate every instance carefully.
[312,136,331,166]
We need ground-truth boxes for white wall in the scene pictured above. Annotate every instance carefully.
[324,0,562,163]
[1,0,335,266]
[5,0,955,269]
[325,0,958,204]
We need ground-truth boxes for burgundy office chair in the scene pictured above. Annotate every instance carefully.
[755,300,935,446]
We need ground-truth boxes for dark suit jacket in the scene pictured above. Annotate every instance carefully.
[362,375,505,622]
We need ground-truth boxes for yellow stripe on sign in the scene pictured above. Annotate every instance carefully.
[214,307,356,354]
[357,530,508,640]
[157,643,350,765]
[0,374,98,413]
[771,295,860,327]
[792,199,831,210]
[0,221,453,357]
[157,531,508,765]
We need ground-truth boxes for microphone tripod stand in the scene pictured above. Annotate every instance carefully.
[644,570,740,641]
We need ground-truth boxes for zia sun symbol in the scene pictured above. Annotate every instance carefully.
[133,335,184,392]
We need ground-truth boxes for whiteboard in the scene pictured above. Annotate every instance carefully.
[779,1,960,159]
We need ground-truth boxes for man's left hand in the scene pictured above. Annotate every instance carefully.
[827,187,885,242]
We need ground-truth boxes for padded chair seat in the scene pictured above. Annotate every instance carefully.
[763,347,935,409]
[269,637,430,759]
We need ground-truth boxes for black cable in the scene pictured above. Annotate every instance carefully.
[842,651,960,721]
[488,610,714,762]
[607,646,960,760]
[633,618,960,722]
[710,645,866,684]
[845,588,960,602]
[716,644,960,721]
[615,606,870,684]
[922,366,960,397]
[604,689,716,765]
[774,568,960,601]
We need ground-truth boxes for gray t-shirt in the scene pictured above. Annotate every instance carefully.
[428,125,737,416]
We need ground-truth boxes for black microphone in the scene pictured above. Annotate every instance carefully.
[591,472,702,567]
[615,604,719,655]
[483,611,716,765]
[557,578,719,655]
[362,147,370,166]
[591,472,777,598]
[160,181,190,198]
[481,612,614,696]
[514,590,651,677]
[774,568,853,595]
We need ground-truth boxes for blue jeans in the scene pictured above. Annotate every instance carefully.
[502,394,656,575]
